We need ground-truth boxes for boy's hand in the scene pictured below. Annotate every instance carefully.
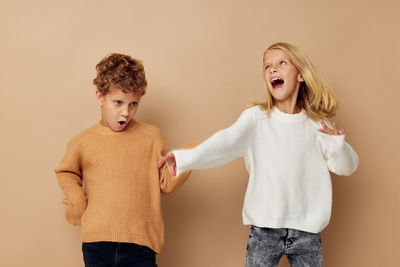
[318,120,344,135]
[158,153,177,176]
[62,196,87,226]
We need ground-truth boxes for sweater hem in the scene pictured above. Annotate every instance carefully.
[82,232,163,254]
[242,218,330,234]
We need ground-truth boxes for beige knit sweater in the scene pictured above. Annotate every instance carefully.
[55,120,191,253]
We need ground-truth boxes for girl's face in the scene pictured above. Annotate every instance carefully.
[263,49,304,106]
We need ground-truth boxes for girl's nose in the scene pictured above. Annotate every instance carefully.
[270,65,278,73]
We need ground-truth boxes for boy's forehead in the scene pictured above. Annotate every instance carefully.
[108,87,141,101]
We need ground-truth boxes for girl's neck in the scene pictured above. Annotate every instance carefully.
[274,101,301,114]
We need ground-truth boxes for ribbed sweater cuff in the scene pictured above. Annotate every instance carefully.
[172,149,191,177]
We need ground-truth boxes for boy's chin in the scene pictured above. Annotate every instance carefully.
[110,127,124,132]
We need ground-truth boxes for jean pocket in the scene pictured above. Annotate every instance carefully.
[82,241,105,254]
[247,225,257,251]
[249,225,256,235]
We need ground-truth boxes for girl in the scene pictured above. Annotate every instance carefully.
[158,42,358,267]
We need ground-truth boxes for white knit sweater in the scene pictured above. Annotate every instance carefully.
[172,106,359,233]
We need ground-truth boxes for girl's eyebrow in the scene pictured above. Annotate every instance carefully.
[264,56,289,65]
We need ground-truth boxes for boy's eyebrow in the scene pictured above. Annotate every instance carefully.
[113,99,139,104]
[112,95,140,103]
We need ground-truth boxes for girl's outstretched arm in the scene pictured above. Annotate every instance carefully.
[157,131,194,194]
[317,120,359,176]
[159,108,255,177]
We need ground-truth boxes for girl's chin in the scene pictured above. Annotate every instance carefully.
[269,90,287,98]
[270,94,293,103]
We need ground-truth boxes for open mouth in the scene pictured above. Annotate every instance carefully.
[118,121,126,126]
[271,77,284,89]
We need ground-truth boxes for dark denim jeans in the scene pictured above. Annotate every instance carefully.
[245,226,323,267]
[82,242,157,267]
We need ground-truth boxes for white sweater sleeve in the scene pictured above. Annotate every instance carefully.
[318,133,359,176]
[172,109,254,177]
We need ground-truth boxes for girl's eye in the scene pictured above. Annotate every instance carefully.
[264,65,270,70]
[130,102,138,106]
[280,61,287,65]
[114,100,122,105]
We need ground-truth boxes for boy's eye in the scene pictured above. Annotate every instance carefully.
[264,65,270,70]
[114,100,122,105]
[129,102,138,106]
[280,61,287,65]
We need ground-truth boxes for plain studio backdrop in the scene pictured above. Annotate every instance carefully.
[1,0,399,266]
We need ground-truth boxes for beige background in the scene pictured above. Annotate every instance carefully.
[1,0,399,266]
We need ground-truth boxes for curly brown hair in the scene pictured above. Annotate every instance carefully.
[93,53,147,96]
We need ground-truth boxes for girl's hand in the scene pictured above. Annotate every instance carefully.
[157,153,177,176]
[318,120,345,135]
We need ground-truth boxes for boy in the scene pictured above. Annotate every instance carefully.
[55,53,191,267]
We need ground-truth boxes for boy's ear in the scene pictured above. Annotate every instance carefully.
[297,74,304,82]
[96,90,104,106]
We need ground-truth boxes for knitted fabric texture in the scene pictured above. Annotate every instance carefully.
[55,120,191,253]
[173,106,358,233]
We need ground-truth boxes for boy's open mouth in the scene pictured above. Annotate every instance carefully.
[118,121,126,126]
[271,77,284,89]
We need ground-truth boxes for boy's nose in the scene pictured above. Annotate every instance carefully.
[121,106,129,116]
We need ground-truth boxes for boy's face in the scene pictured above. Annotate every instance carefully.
[96,87,141,132]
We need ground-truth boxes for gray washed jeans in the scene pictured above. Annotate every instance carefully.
[245,226,323,267]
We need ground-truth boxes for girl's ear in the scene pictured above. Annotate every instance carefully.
[297,73,304,82]
[96,90,104,107]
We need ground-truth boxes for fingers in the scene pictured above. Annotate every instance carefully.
[170,163,177,176]
[157,153,175,167]
[157,157,167,167]
[167,154,177,176]
[332,122,344,135]
[159,153,177,176]
[332,122,338,133]
[332,122,345,135]
[318,120,332,134]
[319,120,345,136]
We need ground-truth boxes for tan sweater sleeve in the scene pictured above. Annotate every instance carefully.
[157,133,195,195]
[55,141,87,226]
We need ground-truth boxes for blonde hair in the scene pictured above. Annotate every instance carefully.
[253,42,338,120]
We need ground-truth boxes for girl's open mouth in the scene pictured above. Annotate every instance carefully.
[271,77,284,89]
[118,121,126,126]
